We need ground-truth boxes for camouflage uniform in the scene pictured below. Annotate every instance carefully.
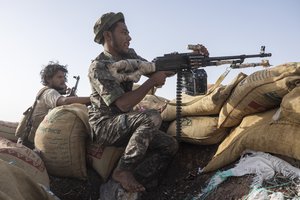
[88,49,178,189]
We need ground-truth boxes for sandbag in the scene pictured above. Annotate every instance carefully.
[203,108,300,173]
[218,62,300,128]
[0,159,58,200]
[86,141,124,181]
[0,120,18,142]
[35,103,90,180]
[133,94,169,112]
[161,73,247,121]
[167,116,228,145]
[0,137,50,188]
[279,86,300,124]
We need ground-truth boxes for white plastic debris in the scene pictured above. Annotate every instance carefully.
[198,150,300,199]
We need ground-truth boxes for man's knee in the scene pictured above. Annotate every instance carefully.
[143,110,162,129]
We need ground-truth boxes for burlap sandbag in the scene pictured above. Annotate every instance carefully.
[86,141,124,181]
[0,137,49,188]
[279,86,300,124]
[218,62,300,128]
[0,120,18,142]
[133,94,169,112]
[0,159,58,200]
[167,116,228,145]
[203,108,300,173]
[35,103,90,180]
[161,73,247,121]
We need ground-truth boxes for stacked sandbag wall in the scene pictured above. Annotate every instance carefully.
[0,120,18,142]
[203,84,300,172]
[162,73,246,145]
[218,62,300,128]
[161,73,247,121]
[0,137,50,188]
[0,159,58,200]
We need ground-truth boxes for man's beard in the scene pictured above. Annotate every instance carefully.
[111,35,128,57]
[53,86,67,95]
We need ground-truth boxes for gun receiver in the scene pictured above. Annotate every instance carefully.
[69,75,80,96]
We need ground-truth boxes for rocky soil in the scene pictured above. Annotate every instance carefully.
[50,142,300,200]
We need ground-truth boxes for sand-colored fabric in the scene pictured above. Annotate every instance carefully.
[0,120,18,142]
[86,141,124,181]
[35,103,90,180]
[0,159,58,200]
[167,116,228,145]
[203,108,300,173]
[133,94,169,112]
[279,86,300,124]
[161,73,247,121]
[0,137,50,188]
[218,62,300,128]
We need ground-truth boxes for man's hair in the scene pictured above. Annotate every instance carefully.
[40,61,68,86]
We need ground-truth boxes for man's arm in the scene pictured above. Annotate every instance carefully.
[114,71,170,112]
[56,96,90,106]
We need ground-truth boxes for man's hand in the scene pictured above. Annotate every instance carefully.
[189,44,209,57]
[149,71,171,88]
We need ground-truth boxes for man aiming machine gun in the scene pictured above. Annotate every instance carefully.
[107,45,272,139]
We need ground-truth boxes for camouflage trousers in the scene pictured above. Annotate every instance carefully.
[91,109,178,189]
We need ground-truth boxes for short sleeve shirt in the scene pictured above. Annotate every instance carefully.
[32,88,62,120]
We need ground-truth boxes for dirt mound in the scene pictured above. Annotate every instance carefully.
[49,142,300,200]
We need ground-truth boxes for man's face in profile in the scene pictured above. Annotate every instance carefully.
[47,70,67,93]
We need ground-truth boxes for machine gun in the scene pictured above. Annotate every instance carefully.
[68,75,80,96]
[153,45,271,71]
[152,45,272,140]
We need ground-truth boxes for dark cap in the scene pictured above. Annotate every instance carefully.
[93,12,125,44]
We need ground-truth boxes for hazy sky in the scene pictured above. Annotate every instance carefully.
[1,0,299,122]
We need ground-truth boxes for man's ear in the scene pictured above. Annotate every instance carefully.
[45,77,52,87]
[103,31,112,42]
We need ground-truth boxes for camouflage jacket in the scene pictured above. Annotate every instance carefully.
[88,48,147,123]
